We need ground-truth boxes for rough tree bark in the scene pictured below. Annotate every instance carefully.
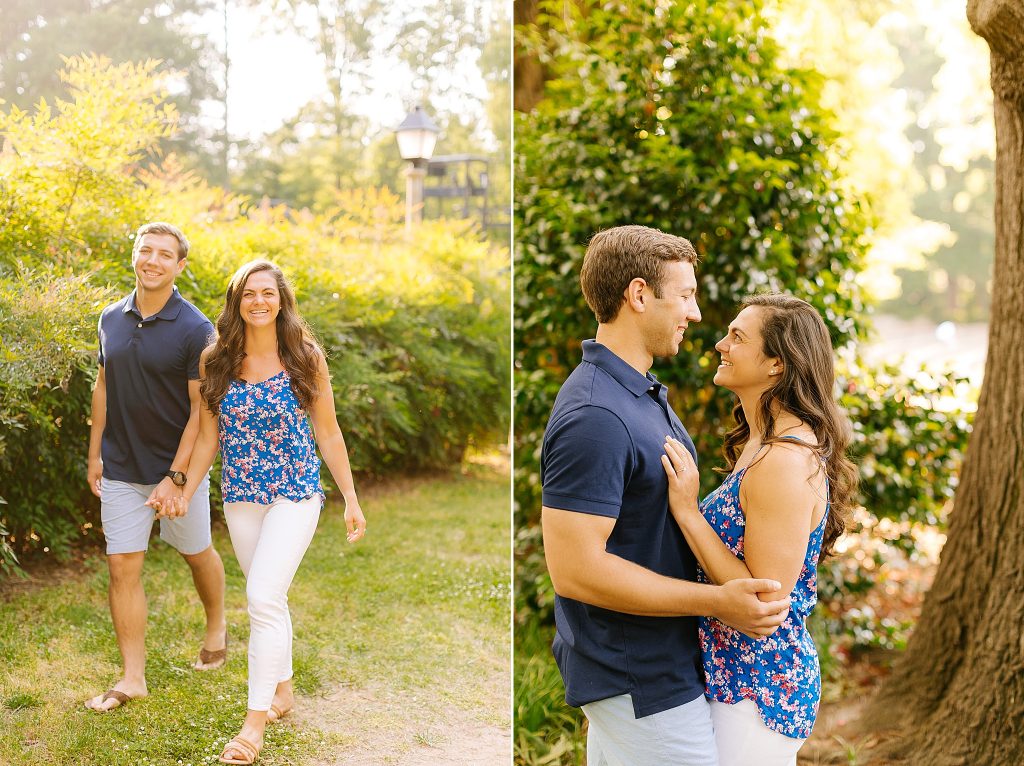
[865,2,1024,763]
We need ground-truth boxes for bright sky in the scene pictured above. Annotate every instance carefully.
[218,8,327,138]
[192,1,497,144]
[192,5,362,140]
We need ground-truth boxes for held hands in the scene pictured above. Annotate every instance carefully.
[87,457,103,498]
[660,437,700,520]
[145,477,186,519]
[344,497,367,543]
[715,579,791,638]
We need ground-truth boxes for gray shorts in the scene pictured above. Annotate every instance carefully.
[582,693,718,766]
[100,475,212,555]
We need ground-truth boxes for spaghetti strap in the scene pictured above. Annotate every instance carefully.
[778,434,828,464]
[747,441,771,461]
[778,434,810,444]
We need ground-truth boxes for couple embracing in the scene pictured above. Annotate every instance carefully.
[541,225,857,765]
[84,222,366,765]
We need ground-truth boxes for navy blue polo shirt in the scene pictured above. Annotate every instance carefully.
[97,288,214,484]
[540,340,704,718]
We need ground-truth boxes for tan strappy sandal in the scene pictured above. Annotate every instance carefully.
[267,702,292,723]
[218,735,260,764]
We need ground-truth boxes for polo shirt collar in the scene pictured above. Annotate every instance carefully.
[581,339,663,398]
[123,286,185,321]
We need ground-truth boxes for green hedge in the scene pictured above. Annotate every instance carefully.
[0,269,113,574]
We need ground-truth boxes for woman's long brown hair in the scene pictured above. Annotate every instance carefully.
[721,293,858,558]
[200,260,324,414]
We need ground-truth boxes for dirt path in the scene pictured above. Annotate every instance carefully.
[296,680,510,765]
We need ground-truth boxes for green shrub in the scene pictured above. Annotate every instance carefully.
[838,359,972,532]
[0,268,113,570]
[513,0,971,610]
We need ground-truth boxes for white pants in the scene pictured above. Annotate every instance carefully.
[223,494,321,711]
[710,699,805,766]
[582,693,718,766]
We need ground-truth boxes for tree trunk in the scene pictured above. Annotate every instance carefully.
[513,0,545,112]
[865,2,1024,763]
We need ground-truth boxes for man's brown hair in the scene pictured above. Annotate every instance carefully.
[579,225,698,323]
[133,222,190,261]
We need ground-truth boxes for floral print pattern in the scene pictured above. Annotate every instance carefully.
[219,371,324,504]
[698,454,828,739]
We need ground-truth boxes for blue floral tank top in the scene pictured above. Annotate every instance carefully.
[218,370,324,505]
[697,441,828,739]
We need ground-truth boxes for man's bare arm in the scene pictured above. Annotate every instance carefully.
[87,366,106,498]
[170,379,203,472]
[146,378,203,517]
[542,506,791,636]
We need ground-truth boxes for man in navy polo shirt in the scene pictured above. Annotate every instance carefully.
[84,222,227,712]
[541,225,791,764]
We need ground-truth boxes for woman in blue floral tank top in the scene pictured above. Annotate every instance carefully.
[177,260,366,765]
[661,294,858,766]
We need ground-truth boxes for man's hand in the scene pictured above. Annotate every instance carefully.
[87,457,103,498]
[145,477,184,518]
[713,578,791,638]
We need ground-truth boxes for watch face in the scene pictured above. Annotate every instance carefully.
[167,471,186,487]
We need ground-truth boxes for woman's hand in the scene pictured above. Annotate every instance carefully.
[173,488,193,517]
[345,497,367,543]
[661,436,701,522]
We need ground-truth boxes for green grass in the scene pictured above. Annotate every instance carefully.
[0,463,510,765]
[514,619,586,766]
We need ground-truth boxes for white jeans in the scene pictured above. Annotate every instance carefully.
[223,494,321,711]
[582,693,718,766]
[710,699,805,766]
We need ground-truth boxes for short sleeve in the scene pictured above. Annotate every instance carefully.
[185,319,215,380]
[97,313,106,366]
[541,405,634,518]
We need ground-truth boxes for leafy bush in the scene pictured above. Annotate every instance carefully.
[0,56,509,570]
[0,268,113,572]
[838,359,972,532]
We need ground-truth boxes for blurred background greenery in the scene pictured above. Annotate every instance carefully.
[0,0,511,577]
[513,0,983,762]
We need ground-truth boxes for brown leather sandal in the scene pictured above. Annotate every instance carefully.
[218,734,260,764]
[84,689,132,712]
[195,632,227,671]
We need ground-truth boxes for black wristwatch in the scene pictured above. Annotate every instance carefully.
[164,470,187,487]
